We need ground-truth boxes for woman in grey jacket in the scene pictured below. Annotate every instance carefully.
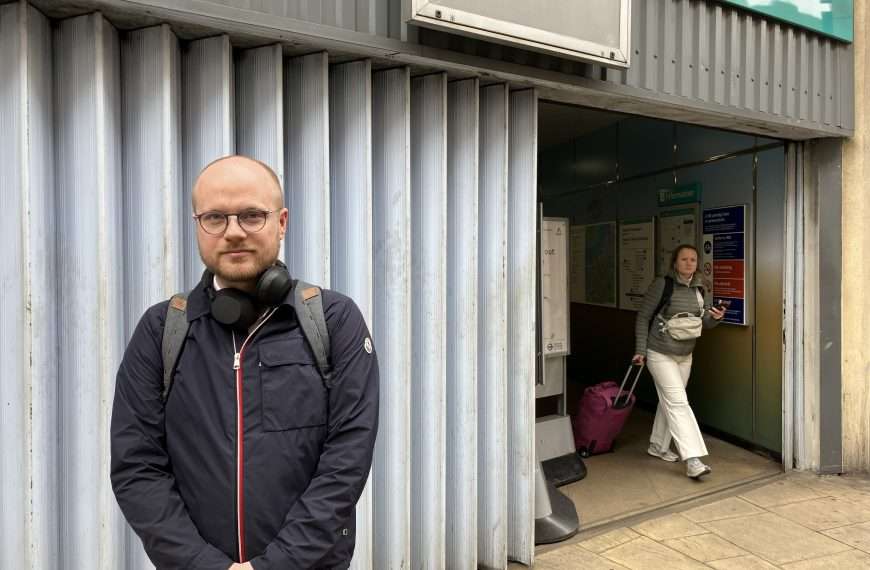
[632,244,726,479]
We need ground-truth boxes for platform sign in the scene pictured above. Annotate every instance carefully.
[702,205,748,325]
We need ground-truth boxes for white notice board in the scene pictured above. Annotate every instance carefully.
[618,218,655,311]
[657,204,699,276]
[541,218,570,356]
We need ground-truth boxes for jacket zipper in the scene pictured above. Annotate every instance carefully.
[233,307,278,562]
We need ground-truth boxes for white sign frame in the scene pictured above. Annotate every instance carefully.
[540,217,570,357]
[657,204,700,276]
[404,0,631,67]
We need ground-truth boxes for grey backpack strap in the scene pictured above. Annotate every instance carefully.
[293,280,334,388]
[162,293,190,401]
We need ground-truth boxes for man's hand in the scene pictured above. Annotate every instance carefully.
[228,563,253,569]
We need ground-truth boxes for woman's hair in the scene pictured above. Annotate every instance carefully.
[670,244,699,269]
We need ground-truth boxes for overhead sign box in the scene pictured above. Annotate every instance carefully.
[405,0,631,68]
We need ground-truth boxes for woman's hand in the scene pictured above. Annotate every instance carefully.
[632,354,645,365]
[708,306,726,320]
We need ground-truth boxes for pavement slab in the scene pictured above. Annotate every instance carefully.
[579,528,642,554]
[706,554,780,569]
[630,513,707,541]
[682,496,766,523]
[534,544,629,569]
[662,532,748,562]
[822,521,870,553]
[769,495,870,531]
[703,512,852,565]
[738,480,826,508]
[780,548,870,569]
[599,536,710,570]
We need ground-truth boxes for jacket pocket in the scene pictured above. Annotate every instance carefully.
[258,337,327,431]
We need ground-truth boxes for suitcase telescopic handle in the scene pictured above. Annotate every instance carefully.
[614,363,644,408]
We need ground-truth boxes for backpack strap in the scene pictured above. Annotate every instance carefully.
[648,276,674,332]
[293,280,334,389]
[162,293,190,401]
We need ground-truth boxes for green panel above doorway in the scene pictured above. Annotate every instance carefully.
[719,0,853,42]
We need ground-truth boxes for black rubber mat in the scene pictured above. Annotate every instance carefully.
[542,452,588,487]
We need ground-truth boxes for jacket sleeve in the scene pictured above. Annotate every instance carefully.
[702,310,723,330]
[634,277,665,355]
[110,306,234,570]
[250,296,380,570]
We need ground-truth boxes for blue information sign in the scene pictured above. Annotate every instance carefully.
[713,232,745,260]
[702,205,748,326]
[703,207,745,234]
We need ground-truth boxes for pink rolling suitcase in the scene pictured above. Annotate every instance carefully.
[571,364,643,457]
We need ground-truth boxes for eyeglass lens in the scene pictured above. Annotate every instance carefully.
[198,211,269,234]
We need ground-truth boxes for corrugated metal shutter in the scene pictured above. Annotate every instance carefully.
[131,0,854,137]
[1,2,538,568]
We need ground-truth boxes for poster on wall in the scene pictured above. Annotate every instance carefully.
[657,205,699,276]
[570,222,617,307]
[702,205,748,325]
[657,183,701,275]
[618,218,655,311]
[541,218,570,356]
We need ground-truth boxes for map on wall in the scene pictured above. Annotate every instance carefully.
[570,222,617,307]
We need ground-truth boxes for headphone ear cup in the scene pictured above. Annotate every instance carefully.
[256,265,292,306]
[211,289,257,330]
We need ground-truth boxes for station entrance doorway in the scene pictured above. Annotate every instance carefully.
[535,101,785,529]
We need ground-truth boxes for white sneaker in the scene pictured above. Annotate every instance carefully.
[686,457,712,479]
[647,444,679,462]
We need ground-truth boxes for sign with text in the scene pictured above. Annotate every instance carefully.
[541,218,570,356]
[702,205,748,325]
[658,205,699,276]
[618,218,655,311]
[657,183,702,207]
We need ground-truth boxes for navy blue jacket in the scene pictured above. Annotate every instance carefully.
[110,281,379,569]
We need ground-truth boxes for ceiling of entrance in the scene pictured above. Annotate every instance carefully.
[539,101,623,150]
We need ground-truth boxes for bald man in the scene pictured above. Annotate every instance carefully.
[111,156,379,570]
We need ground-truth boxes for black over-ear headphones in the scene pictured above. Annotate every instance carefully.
[203,260,293,330]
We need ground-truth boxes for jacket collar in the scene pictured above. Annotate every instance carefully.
[670,269,704,288]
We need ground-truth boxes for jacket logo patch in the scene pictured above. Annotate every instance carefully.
[364,337,372,354]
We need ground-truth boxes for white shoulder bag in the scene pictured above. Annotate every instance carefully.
[658,288,705,341]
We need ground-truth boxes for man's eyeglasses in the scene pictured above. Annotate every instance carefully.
[193,209,276,235]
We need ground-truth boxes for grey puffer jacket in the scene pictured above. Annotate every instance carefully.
[634,271,720,357]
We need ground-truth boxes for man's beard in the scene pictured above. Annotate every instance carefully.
[205,246,279,286]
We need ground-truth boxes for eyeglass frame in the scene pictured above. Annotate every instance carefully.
[192,209,279,235]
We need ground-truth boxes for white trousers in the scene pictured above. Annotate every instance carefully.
[647,349,708,459]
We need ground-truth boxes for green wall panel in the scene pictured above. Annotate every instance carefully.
[720,0,853,42]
